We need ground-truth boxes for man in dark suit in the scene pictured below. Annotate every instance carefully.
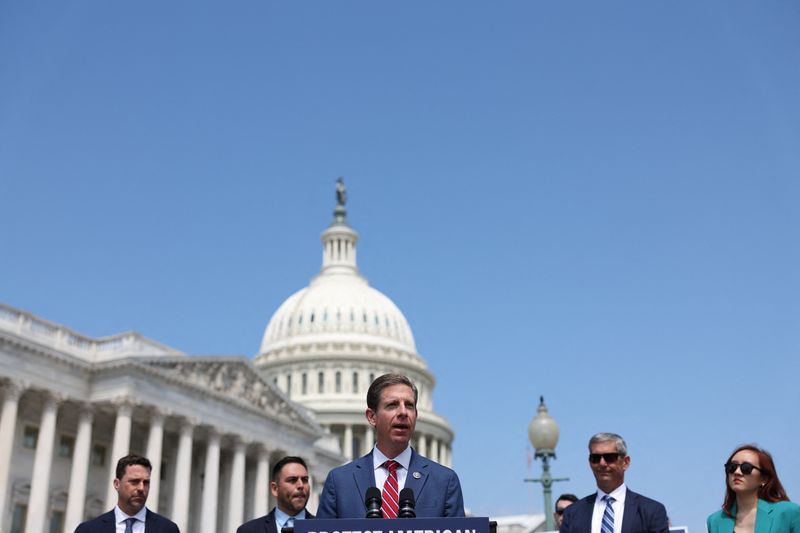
[237,456,314,533]
[75,454,179,533]
[554,493,578,529]
[560,432,668,533]
[316,373,465,519]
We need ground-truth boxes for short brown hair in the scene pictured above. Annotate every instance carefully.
[115,454,152,480]
[271,456,308,481]
[366,373,418,411]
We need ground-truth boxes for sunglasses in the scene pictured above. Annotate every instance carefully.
[555,509,568,515]
[589,453,623,464]
[724,462,762,475]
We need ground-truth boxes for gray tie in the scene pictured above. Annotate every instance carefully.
[124,517,136,533]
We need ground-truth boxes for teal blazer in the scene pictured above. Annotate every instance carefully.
[707,499,800,533]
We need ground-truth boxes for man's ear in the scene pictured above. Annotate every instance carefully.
[270,481,278,498]
[365,408,377,428]
[113,478,120,492]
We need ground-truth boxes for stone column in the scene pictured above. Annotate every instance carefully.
[343,424,353,460]
[0,381,24,533]
[24,393,59,533]
[227,439,246,532]
[307,473,321,513]
[200,430,221,533]
[363,426,374,455]
[417,434,427,457]
[429,438,439,462]
[171,419,194,532]
[106,399,134,508]
[145,409,166,512]
[64,406,93,533]
[252,446,269,519]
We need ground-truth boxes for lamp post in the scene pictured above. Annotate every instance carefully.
[524,396,569,531]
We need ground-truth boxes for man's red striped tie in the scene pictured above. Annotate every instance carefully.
[382,460,399,518]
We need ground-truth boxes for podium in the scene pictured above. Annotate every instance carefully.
[292,517,492,533]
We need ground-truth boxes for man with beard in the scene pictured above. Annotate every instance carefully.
[75,454,179,533]
[316,373,465,519]
[237,456,314,533]
[560,433,668,533]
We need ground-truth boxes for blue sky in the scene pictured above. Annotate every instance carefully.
[1,2,799,531]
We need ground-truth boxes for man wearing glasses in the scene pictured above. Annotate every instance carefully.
[554,494,577,529]
[559,432,669,533]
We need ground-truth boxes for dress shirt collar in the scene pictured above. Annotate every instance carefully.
[275,506,306,529]
[372,445,412,472]
[114,505,147,526]
[596,483,627,504]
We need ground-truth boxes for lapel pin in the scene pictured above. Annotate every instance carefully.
[412,471,422,479]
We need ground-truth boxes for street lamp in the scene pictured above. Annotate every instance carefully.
[524,396,569,531]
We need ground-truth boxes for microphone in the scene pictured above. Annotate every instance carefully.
[365,487,383,518]
[398,487,416,518]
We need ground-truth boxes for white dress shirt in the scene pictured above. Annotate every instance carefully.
[372,445,412,490]
[114,506,147,533]
[590,483,626,533]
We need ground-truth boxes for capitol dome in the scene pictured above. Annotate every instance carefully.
[255,180,454,467]
[259,251,418,355]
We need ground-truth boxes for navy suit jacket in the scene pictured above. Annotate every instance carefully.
[237,507,315,533]
[316,449,465,518]
[559,489,668,533]
[74,509,179,533]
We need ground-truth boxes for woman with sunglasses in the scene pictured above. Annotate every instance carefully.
[707,444,800,533]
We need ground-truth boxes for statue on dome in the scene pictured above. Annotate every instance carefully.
[336,177,347,206]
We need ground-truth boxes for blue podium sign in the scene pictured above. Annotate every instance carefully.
[295,517,490,533]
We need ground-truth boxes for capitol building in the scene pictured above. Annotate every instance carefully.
[0,183,455,533]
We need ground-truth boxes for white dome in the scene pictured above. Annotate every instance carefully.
[258,197,421,362]
[259,271,417,353]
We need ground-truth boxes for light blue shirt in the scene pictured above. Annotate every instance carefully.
[274,507,306,532]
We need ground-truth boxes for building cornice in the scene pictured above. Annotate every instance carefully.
[95,357,323,438]
[256,344,431,374]
[0,303,183,362]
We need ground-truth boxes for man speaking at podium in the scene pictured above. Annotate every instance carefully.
[317,373,465,519]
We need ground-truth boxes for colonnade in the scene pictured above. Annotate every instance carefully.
[414,431,452,467]
[335,422,452,468]
[0,381,320,533]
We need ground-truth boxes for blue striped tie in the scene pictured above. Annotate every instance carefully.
[601,495,615,533]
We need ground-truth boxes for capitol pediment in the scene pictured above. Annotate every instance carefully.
[140,357,318,431]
